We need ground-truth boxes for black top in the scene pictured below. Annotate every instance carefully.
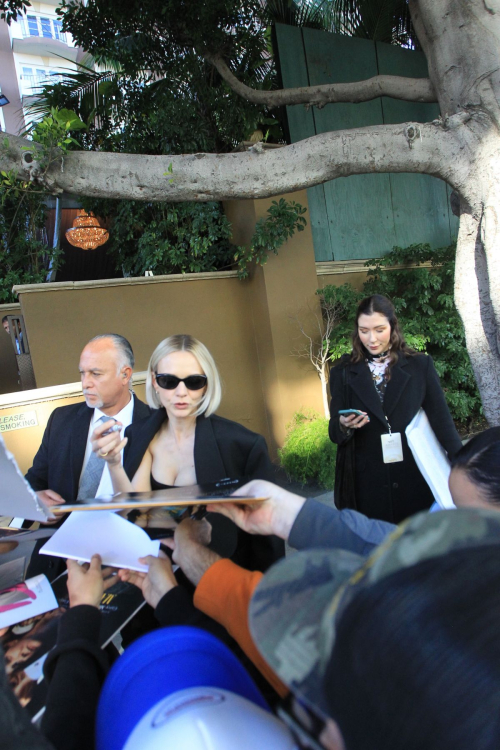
[123,409,284,572]
[150,474,175,490]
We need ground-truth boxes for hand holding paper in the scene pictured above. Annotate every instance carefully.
[40,511,160,572]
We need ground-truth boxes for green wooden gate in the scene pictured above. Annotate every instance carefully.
[274,25,458,262]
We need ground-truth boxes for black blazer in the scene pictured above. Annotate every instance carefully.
[123,409,284,572]
[124,409,276,484]
[26,395,151,503]
[329,354,462,524]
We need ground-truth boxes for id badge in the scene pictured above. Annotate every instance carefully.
[381,432,403,463]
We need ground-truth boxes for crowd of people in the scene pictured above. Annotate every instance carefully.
[2,294,500,750]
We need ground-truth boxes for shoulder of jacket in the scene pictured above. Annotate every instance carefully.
[205,414,260,441]
[132,394,151,410]
[128,407,165,433]
[49,402,88,420]
[405,352,432,368]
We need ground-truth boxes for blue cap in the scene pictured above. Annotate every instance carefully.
[96,626,269,750]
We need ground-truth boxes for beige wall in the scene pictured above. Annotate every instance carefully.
[317,271,368,291]
[0,377,147,475]
[9,190,335,470]
[17,273,273,448]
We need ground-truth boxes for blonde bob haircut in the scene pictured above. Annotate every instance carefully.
[146,334,222,417]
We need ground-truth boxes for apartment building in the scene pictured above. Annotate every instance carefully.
[0,1,84,135]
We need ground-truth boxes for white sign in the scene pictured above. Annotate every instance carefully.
[0,410,38,433]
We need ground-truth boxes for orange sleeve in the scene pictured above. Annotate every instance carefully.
[194,559,288,698]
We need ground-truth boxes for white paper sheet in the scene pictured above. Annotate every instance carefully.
[39,511,160,572]
[405,409,455,509]
[0,436,53,522]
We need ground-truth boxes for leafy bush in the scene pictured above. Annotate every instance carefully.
[320,243,482,425]
[0,173,61,303]
[82,196,307,278]
[279,411,336,490]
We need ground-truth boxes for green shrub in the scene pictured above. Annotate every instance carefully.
[320,243,482,426]
[279,411,336,490]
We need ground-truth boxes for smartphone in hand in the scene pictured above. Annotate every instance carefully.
[338,409,365,416]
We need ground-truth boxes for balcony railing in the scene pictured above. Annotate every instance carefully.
[21,74,50,96]
[19,16,67,44]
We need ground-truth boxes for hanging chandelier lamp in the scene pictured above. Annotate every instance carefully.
[65,210,109,250]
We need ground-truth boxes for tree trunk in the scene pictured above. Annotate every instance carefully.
[410,0,500,423]
[455,201,500,425]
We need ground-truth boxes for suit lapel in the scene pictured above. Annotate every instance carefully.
[194,417,226,483]
[349,360,387,427]
[69,403,93,498]
[384,355,411,417]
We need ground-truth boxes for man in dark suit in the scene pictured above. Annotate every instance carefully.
[25,334,150,578]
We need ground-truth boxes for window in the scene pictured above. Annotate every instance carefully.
[53,20,63,41]
[26,15,39,36]
[21,67,50,95]
[40,17,52,38]
[22,14,66,42]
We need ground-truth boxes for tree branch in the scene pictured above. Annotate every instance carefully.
[0,119,466,202]
[207,53,437,106]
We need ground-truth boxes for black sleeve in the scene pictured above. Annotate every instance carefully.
[243,434,277,482]
[155,587,240,641]
[25,411,56,492]
[329,362,354,446]
[422,356,463,458]
[154,587,280,705]
[41,607,108,750]
[236,433,285,570]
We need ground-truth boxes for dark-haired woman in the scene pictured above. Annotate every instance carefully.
[329,294,461,523]
[449,427,500,509]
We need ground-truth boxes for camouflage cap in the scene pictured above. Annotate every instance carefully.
[249,507,500,715]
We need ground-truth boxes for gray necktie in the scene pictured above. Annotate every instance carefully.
[77,415,108,502]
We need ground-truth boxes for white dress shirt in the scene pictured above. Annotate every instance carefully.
[79,394,135,498]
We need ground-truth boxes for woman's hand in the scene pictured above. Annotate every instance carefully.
[91,419,127,466]
[340,412,370,431]
[118,552,178,608]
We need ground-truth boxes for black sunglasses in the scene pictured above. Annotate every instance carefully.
[155,373,207,390]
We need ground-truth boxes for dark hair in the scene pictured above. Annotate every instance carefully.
[325,545,500,750]
[350,294,415,376]
[451,428,500,505]
[1,315,8,323]
[87,333,135,369]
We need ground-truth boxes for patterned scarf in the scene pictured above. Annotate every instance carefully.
[366,353,390,402]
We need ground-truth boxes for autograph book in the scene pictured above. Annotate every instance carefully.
[51,484,267,514]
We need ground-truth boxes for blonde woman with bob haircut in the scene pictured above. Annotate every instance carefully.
[145,335,222,417]
[92,334,283,571]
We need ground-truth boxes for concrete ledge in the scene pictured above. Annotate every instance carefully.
[0,371,147,409]
[316,259,436,275]
[13,270,240,295]
[0,302,21,312]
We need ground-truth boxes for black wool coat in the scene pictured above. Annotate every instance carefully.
[329,354,462,524]
[123,409,285,572]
